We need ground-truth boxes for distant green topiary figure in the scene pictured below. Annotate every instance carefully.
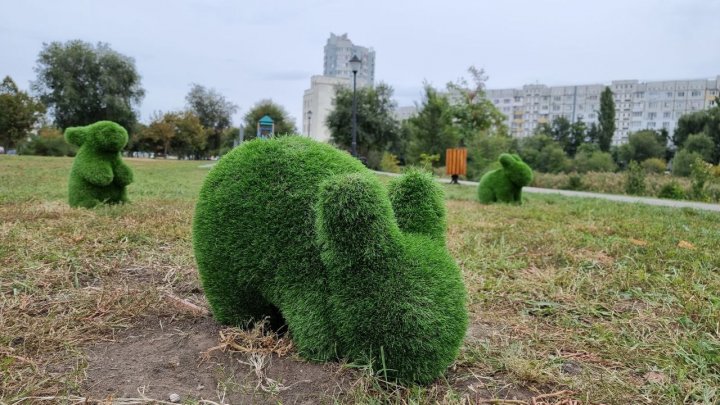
[193,137,467,384]
[65,121,133,208]
[477,153,533,204]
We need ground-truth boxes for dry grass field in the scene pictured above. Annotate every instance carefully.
[2,155,719,404]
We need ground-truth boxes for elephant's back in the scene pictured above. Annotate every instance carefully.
[193,137,365,302]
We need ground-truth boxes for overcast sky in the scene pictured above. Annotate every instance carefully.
[2,0,719,129]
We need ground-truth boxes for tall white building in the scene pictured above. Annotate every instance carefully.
[302,75,351,143]
[323,33,375,87]
[486,76,720,144]
[302,33,375,142]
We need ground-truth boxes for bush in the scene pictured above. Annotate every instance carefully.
[641,158,667,174]
[532,171,695,199]
[379,151,401,173]
[625,161,646,195]
[518,134,568,173]
[193,137,467,383]
[566,173,584,190]
[683,133,714,161]
[18,127,76,156]
[672,149,705,177]
[573,150,617,173]
[657,181,686,200]
[690,157,713,201]
[65,121,133,208]
[419,153,440,172]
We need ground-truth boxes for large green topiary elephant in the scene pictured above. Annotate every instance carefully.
[477,153,533,204]
[193,137,467,383]
[65,121,133,208]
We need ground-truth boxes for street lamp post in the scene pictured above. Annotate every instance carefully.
[349,55,362,157]
[306,110,312,137]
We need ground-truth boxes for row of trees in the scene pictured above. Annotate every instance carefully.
[326,66,510,176]
[325,69,720,179]
[2,39,299,158]
[129,96,296,158]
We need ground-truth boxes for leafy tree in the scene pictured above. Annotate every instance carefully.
[598,87,615,152]
[538,144,569,173]
[518,134,568,173]
[683,133,714,161]
[446,66,507,145]
[326,82,400,163]
[572,144,616,173]
[32,40,144,131]
[0,76,46,149]
[617,130,666,166]
[673,105,720,163]
[673,110,709,149]
[405,85,457,164]
[241,99,297,141]
[586,122,601,145]
[172,111,207,158]
[466,134,516,179]
[672,149,705,177]
[143,112,175,156]
[142,111,206,157]
[569,120,587,157]
[186,84,238,154]
[538,116,587,157]
[548,116,571,152]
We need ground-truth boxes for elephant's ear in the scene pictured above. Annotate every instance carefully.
[64,126,87,146]
[388,169,446,241]
[315,172,401,272]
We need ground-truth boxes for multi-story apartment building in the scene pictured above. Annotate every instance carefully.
[302,75,351,143]
[303,33,376,142]
[323,33,375,87]
[487,76,720,144]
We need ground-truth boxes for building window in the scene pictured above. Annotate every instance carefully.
[633,111,642,117]
[691,91,701,97]
[648,112,657,119]
[667,92,673,98]
[648,122,656,128]
[663,122,671,129]
[677,91,685,97]
[663,112,671,118]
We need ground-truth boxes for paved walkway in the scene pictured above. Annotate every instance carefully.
[374,171,720,212]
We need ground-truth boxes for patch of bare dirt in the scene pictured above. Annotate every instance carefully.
[82,316,348,404]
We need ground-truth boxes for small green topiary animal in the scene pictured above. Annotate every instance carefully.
[65,121,133,208]
[193,137,467,383]
[477,153,533,204]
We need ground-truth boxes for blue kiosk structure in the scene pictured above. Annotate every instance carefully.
[257,115,274,139]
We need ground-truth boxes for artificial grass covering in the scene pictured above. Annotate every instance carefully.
[477,153,533,204]
[65,121,133,208]
[193,137,467,383]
